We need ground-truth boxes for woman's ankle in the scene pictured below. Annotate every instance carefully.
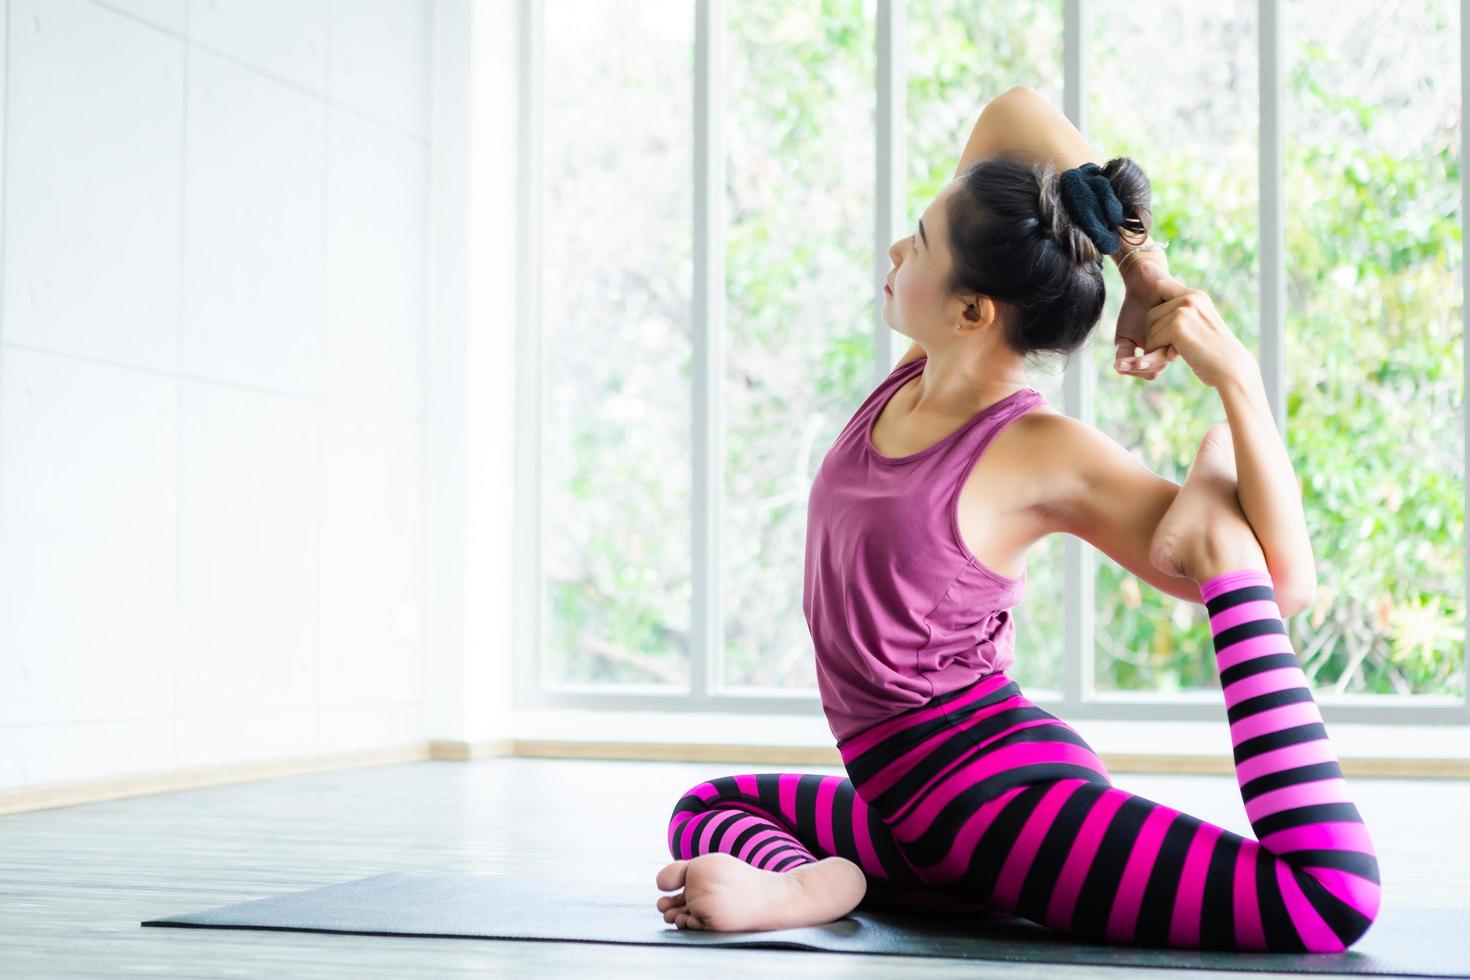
[792,857,867,912]
[1198,566,1275,603]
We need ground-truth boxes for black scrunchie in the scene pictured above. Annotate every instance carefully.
[1058,162,1124,256]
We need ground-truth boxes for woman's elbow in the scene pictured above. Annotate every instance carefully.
[1275,580,1315,618]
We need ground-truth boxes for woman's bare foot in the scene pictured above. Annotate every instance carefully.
[654,852,867,932]
[1149,422,1268,584]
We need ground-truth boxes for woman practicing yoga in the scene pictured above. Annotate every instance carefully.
[654,86,1380,952]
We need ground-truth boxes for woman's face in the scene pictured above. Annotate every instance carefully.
[882,180,991,343]
[883,182,956,341]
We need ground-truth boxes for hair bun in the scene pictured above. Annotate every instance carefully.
[1058,162,1125,255]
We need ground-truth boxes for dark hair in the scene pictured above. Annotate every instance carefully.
[943,153,1153,371]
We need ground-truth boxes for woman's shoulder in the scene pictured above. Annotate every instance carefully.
[1006,407,1152,530]
[1001,406,1098,525]
[1008,404,1099,467]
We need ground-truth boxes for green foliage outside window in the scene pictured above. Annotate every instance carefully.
[541,0,1463,700]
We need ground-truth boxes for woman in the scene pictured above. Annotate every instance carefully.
[654,86,1379,953]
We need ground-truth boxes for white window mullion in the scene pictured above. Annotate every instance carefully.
[1462,0,1470,721]
[875,0,905,374]
[692,1,725,699]
[1062,0,1093,715]
[517,0,545,702]
[1259,0,1287,435]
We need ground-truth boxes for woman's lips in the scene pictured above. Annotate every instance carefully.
[884,283,892,293]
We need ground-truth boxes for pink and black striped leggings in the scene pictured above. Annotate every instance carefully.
[665,568,1381,952]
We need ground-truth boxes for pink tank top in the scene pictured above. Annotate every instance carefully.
[803,355,1048,744]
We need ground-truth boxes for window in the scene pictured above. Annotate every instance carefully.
[520,0,1467,725]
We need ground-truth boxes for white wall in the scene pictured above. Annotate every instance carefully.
[0,0,434,790]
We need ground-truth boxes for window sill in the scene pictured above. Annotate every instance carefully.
[505,708,1470,777]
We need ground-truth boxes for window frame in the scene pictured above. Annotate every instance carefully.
[513,0,1470,726]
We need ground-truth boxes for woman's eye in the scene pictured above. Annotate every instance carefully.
[911,234,918,250]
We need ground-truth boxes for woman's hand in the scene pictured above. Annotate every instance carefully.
[1113,259,1181,379]
[1140,276,1257,390]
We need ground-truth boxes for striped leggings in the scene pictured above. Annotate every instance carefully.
[665,568,1382,952]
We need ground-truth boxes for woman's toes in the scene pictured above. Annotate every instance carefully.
[656,860,688,892]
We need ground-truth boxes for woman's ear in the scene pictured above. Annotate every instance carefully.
[961,294,996,326]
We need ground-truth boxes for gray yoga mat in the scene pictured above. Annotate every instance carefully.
[141,871,1467,977]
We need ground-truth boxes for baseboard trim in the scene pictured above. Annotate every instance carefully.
[1,739,1463,816]
[0,742,431,816]
[428,738,516,760]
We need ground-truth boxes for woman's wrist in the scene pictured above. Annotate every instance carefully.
[1119,251,1170,292]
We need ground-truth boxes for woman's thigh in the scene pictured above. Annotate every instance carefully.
[665,672,1104,895]
[837,671,1112,824]
[836,670,1375,951]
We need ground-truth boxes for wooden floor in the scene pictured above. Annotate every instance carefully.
[0,756,1466,978]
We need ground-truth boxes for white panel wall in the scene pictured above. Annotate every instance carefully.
[0,0,433,789]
